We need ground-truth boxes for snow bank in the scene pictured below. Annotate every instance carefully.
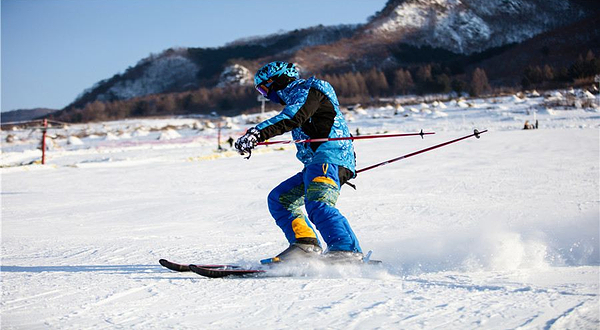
[158,129,181,140]
[132,128,150,137]
[67,136,84,146]
[583,90,596,99]
[432,110,448,118]
[104,132,120,141]
[512,95,526,103]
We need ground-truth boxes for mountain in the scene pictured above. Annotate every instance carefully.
[58,0,597,120]
[474,14,600,86]
[364,0,589,54]
[1,108,58,124]
[68,24,358,110]
[289,0,593,74]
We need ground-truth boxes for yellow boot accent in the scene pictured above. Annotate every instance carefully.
[291,218,317,239]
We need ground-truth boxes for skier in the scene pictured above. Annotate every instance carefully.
[235,61,362,263]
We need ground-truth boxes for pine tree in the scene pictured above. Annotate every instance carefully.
[435,74,451,93]
[393,69,414,95]
[543,65,554,81]
[470,68,491,96]
[451,78,468,94]
[332,74,349,98]
[416,65,432,83]
[365,69,389,96]
[353,72,368,96]
[585,50,595,62]
[377,70,390,95]
[87,101,107,120]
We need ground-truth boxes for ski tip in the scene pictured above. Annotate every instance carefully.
[159,259,191,272]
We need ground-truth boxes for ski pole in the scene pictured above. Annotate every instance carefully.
[257,130,434,146]
[356,129,488,174]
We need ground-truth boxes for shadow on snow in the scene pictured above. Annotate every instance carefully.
[1,265,162,274]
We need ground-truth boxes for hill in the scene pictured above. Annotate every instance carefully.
[50,0,599,122]
[1,108,58,124]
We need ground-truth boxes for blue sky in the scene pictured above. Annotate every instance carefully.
[1,0,387,112]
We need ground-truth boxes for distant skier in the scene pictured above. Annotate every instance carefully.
[235,61,362,262]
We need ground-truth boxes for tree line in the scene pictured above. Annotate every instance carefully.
[322,65,491,103]
[50,49,599,123]
[51,66,492,123]
[522,50,600,89]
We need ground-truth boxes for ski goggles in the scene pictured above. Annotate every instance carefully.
[255,79,274,97]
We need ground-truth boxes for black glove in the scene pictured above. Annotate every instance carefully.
[235,127,261,158]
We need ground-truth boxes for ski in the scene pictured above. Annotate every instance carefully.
[159,259,240,272]
[188,258,382,279]
[188,264,266,278]
[162,250,383,278]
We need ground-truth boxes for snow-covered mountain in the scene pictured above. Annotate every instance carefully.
[365,0,588,54]
[98,53,199,101]
[67,25,357,110]
[72,48,200,108]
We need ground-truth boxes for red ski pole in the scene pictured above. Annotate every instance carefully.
[356,129,488,174]
[257,130,434,146]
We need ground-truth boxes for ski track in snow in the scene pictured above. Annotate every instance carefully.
[1,93,599,329]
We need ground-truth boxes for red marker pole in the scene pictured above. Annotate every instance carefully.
[41,119,48,165]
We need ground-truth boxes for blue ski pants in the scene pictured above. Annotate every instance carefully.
[267,163,361,252]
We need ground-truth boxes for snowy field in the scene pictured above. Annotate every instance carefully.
[2,91,599,329]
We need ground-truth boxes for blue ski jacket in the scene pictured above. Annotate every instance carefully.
[255,77,356,175]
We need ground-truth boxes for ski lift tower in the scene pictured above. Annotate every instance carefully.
[257,95,268,114]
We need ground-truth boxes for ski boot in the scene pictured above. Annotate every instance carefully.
[261,238,322,265]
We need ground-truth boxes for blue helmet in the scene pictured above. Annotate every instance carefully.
[254,61,300,88]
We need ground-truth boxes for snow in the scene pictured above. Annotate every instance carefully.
[157,129,182,141]
[100,54,199,101]
[457,100,470,108]
[66,136,83,146]
[103,132,120,141]
[217,64,253,88]
[583,90,596,99]
[512,94,526,103]
[1,90,599,329]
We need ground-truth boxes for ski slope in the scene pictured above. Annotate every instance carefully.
[2,92,599,329]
